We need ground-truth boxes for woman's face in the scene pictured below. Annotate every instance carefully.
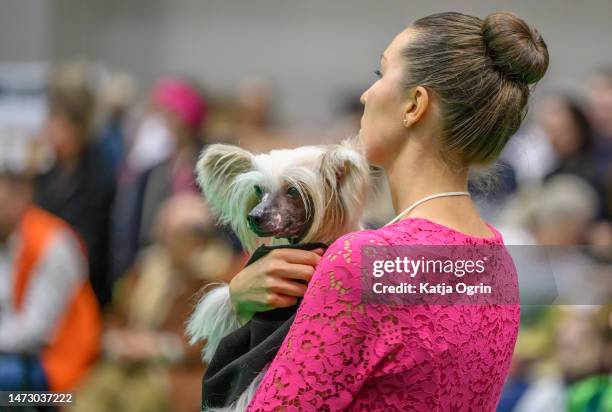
[359,29,413,167]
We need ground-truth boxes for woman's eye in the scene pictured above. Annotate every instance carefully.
[286,186,300,198]
[374,69,383,78]
[254,185,264,199]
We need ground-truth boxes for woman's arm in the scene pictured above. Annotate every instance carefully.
[229,248,323,322]
[246,232,390,411]
[187,248,323,362]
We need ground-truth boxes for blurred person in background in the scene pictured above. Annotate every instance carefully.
[539,95,596,183]
[35,66,117,309]
[502,93,596,187]
[498,173,611,411]
[0,150,100,392]
[505,174,608,303]
[74,193,246,412]
[235,79,274,137]
[229,79,311,151]
[587,68,612,177]
[94,71,136,177]
[584,68,612,255]
[111,76,207,280]
[509,306,611,412]
[497,91,612,255]
[537,94,612,253]
[530,174,599,247]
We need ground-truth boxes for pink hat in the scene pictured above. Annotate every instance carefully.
[151,76,207,131]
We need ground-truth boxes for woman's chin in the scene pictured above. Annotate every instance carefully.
[357,128,365,141]
[357,129,370,149]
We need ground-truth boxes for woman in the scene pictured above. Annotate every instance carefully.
[227,11,548,410]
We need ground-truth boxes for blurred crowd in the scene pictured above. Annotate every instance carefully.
[489,70,612,411]
[0,61,610,412]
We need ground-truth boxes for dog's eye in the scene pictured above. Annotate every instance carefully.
[286,186,300,198]
[254,185,264,199]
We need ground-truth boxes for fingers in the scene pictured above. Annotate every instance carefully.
[269,262,316,282]
[233,248,327,311]
[267,293,298,308]
[267,276,308,297]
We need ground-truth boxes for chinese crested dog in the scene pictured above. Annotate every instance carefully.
[187,138,370,411]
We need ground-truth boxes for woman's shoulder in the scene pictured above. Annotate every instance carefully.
[320,218,506,277]
[322,219,435,261]
[327,216,480,253]
[324,227,389,258]
[370,217,504,245]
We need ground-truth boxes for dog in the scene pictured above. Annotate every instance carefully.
[187,137,371,411]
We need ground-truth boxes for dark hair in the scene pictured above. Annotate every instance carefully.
[559,95,593,155]
[47,82,95,137]
[403,11,549,166]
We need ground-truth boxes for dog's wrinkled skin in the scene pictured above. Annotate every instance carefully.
[246,181,313,242]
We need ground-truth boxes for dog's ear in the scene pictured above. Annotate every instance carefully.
[195,144,253,214]
[316,138,370,237]
[319,139,369,192]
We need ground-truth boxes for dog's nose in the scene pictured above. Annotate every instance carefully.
[247,213,263,229]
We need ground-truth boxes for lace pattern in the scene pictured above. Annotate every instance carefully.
[246,218,520,411]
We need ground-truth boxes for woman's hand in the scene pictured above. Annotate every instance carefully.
[229,248,324,323]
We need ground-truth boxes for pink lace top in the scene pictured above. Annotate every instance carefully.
[246,217,520,411]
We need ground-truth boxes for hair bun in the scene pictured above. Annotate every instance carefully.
[482,12,549,84]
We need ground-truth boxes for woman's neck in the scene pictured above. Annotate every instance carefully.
[385,137,477,221]
[385,139,470,219]
[383,138,496,239]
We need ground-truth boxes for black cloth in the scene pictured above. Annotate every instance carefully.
[202,242,327,410]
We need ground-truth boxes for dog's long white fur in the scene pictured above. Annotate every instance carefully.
[186,284,242,364]
[188,138,371,411]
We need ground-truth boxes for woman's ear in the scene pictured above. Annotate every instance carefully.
[195,144,253,214]
[403,85,429,128]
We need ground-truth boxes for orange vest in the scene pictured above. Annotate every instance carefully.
[12,206,101,391]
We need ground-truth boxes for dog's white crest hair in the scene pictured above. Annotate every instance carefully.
[195,137,370,252]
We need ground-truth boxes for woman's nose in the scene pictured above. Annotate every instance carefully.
[360,89,368,105]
